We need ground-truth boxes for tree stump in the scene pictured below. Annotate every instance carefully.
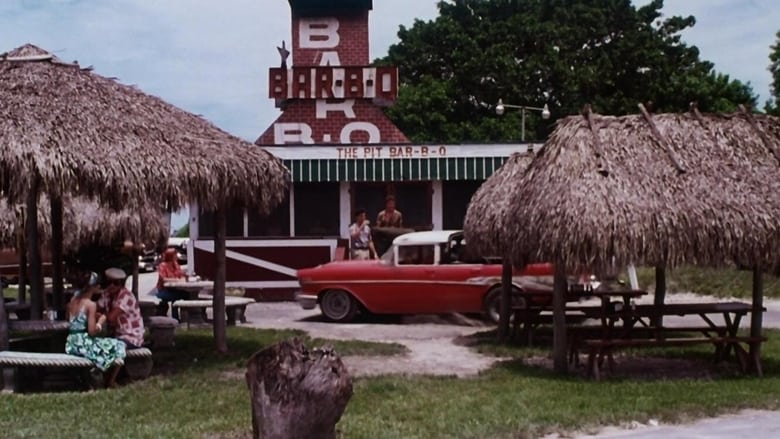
[246,338,353,439]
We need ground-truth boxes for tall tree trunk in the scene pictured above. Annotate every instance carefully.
[497,260,512,341]
[50,195,65,320]
[653,266,666,327]
[25,181,43,320]
[213,206,228,353]
[246,338,353,439]
[552,264,568,374]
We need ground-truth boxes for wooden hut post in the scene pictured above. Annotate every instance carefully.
[131,242,141,298]
[25,179,44,320]
[552,263,568,374]
[16,229,27,304]
[498,260,512,341]
[50,194,65,319]
[0,285,8,350]
[213,205,228,353]
[653,266,666,327]
[751,268,763,375]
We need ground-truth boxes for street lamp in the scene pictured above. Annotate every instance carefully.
[495,98,550,142]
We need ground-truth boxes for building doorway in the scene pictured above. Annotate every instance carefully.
[351,182,432,231]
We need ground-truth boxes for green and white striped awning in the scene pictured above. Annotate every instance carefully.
[263,144,539,183]
[283,157,509,182]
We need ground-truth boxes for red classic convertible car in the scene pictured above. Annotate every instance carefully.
[296,230,569,323]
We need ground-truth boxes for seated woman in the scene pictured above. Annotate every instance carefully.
[155,248,189,320]
[65,271,126,388]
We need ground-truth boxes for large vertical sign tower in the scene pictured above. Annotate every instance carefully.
[256,0,409,145]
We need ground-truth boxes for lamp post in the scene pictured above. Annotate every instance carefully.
[495,99,551,142]
[494,98,551,342]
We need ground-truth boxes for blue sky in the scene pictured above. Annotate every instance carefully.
[2,0,778,231]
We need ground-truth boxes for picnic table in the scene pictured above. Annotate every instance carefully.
[511,287,647,343]
[508,284,765,378]
[163,280,214,300]
[573,300,765,378]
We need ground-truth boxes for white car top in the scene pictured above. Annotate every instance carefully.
[392,230,463,246]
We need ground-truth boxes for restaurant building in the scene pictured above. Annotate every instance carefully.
[189,0,536,299]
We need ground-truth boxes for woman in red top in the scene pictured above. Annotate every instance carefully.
[155,248,189,320]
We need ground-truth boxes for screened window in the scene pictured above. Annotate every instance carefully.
[294,182,340,236]
[442,180,483,229]
[247,196,290,237]
[197,205,246,238]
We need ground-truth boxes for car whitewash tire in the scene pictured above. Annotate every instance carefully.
[484,286,525,324]
[320,290,358,323]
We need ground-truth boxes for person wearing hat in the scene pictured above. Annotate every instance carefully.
[101,267,145,349]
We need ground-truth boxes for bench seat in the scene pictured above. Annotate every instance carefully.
[0,351,124,368]
[581,336,766,379]
[173,297,255,326]
[0,348,153,392]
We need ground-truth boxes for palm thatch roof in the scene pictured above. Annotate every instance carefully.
[466,106,780,274]
[0,197,169,252]
[0,44,289,212]
[463,152,534,257]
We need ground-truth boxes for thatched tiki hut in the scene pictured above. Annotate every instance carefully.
[467,104,780,373]
[0,44,289,352]
[0,197,169,298]
[463,152,534,340]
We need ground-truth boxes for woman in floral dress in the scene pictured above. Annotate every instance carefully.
[65,271,126,387]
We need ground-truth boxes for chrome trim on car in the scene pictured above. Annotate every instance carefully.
[295,292,319,310]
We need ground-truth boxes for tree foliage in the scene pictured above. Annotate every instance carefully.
[377,0,757,143]
[768,30,780,115]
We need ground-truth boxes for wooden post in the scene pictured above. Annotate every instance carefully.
[246,338,353,439]
[552,263,568,374]
[750,268,763,375]
[0,285,8,350]
[50,195,65,320]
[498,260,512,341]
[16,231,27,304]
[653,266,666,327]
[131,249,140,299]
[25,181,44,320]
[213,206,228,353]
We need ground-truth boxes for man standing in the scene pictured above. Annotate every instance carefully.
[349,208,376,260]
[101,267,145,349]
[376,195,403,228]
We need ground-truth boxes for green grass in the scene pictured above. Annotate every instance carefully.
[3,328,780,438]
[633,266,780,299]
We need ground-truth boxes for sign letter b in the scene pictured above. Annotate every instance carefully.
[299,18,340,49]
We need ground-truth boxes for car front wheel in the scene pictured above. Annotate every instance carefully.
[319,289,358,323]
[484,285,525,324]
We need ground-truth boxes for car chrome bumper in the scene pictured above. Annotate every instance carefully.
[295,292,318,310]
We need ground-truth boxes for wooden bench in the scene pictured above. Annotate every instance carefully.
[0,348,152,392]
[173,297,255,328]
[581,336,766,380]
[567,325,729,365]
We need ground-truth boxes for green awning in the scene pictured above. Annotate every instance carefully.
[283,157,508,182]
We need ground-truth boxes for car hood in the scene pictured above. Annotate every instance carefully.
[297,260,382,276]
